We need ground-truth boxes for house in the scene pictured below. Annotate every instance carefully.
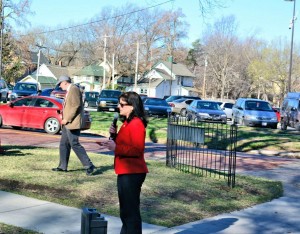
[133,61,199,98]
[73,62,117,92]
[19,75,56,89]
[35,64,80,81]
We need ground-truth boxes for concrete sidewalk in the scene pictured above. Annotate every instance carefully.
[0,190,165,234]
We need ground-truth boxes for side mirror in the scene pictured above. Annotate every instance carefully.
[9,102,14,107]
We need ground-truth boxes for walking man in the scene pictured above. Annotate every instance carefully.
[52,75,95,175]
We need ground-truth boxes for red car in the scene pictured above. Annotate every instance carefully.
[0,96,91,134]
[272,107,281,122]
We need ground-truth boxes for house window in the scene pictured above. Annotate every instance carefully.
[95,76,99,82]
[140,88,147,94]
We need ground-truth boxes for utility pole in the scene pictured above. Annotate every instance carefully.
[37,49,40,83]
[0,3,4,80]
[112,53,115,90]
[285,0,297,93]
[202,56,207,99]
[134,41,140,92]
[36,44,47,86]
[102,34,108,90]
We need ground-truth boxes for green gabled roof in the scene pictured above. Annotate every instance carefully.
[74,65,104,76]
[36,76,57,84]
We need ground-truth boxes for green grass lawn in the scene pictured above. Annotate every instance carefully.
[0,223,41,234]
[0,145,282,228]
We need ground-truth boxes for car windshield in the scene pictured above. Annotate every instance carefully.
[100,90,121,98]
[245,101,273,111]
[14,83,37,91]
[165,96,181,102]
[145,99,169,106]
[173,98,187,103]
[86,92,99,98]
[197,102,221,110]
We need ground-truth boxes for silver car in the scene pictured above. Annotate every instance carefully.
[0,79,9,103]
[186,100,227,123]
[232,98,278,129]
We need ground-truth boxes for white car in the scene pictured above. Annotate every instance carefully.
[219,102,234,120]
[168,98,194,116]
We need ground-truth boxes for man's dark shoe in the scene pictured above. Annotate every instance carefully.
[86,165,95,175]
[52,167,67,172]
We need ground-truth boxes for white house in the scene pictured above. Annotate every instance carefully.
[133,61,198,98]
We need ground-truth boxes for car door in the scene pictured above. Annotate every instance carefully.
[25,98,60,129]
[5,97,34,127]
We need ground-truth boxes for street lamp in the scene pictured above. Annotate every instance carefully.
[285,0,296,93]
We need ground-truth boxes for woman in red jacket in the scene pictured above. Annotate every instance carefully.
[103,91,148,234]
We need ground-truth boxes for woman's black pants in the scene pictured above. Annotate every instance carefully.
[117,173,146,234]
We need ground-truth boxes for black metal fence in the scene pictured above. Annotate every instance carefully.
[166,116,237,187]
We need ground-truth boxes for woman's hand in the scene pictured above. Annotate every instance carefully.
[102,139,116,151]
[109,123,117,135]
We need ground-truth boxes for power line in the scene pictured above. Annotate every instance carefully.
[20,0,174,37]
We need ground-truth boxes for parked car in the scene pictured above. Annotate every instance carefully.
[50,83,85,99]
[219,102,234,120]
[186,100,227,123]
[40,88,54,96]
[168,98,194,116]
[10,82,40,101]
[280,92,300,130]
[0,96,91,134]
[84,91,99,108]
[165,95,201,103]
[50,84,66,99]
[143,97,171,117]
[97,89,122,112]
[0,79,9,103]
[232,98,278,129]
[272,107,281,122]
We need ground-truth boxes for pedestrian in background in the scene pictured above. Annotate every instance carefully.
[52,75,95,175]
[102,91,148,234]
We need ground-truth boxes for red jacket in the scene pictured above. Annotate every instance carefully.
[114,117,149,175]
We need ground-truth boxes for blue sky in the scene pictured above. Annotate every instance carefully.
[20,0,299,47]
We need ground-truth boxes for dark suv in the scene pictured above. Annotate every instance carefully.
[84,91,99,108]
[281,92,300,131]
[97,89,122,112]
[10,82,40,101]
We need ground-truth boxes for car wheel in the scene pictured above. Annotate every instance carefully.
[186,113,191,121]
[12,126,22,130]
[44,118,61,134]
[84,101,89,108]
[281,121,287,130]
[3,95,8,103]
[295,123,300,131]
[180,108,187,117]
[271,124,278,129]
[241,118,246,126]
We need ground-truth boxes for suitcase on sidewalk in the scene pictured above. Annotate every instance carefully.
[81,207,107,234]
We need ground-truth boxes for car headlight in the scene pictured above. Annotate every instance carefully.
[221,114,227,118]
[244,115,256,120]
[99,101,106,107]
[271,117,278,121]
[145,107,149,111]
[197,112,209,117]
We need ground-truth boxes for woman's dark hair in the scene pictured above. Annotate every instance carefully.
[118,92,148,127]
